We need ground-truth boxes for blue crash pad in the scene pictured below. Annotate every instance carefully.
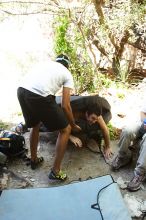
[0,175,131,220]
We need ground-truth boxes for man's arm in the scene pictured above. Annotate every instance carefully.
[97,115,112,159]
[69,134,83,147]
[140,111,146,121]
[62,87,81,132]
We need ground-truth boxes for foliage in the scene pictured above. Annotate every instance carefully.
[53,15,72,55]
[0,120,9,130]
[0,0,145,90]
[94,72,114,89]
[53,13,95,94]
[69,0,146,84]
[116,63,130,83]
[116,92,125,99]
[107,122,119,140]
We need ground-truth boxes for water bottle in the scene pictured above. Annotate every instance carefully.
[138,118,146,138]
[143,118,146,130]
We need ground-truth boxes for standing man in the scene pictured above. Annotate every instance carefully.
[17,54,81,181]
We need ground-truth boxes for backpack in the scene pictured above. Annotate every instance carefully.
[0,131,26,157]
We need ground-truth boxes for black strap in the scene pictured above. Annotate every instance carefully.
[86,144,112,166]
[91,176,115,220]
[142,213,146,220]
[0,191,2,196]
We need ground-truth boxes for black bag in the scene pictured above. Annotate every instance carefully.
[0,131,26,156]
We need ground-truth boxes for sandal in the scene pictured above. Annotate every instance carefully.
[30,157,44,170]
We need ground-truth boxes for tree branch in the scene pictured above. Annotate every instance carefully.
[116,30,130,58]
[0,8,63,16]
[92,0,119,51]
[0,0,57,7]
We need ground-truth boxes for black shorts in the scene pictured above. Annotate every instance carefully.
[17,87,69,131]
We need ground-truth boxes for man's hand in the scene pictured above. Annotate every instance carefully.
[69,135,83,148]
[103,147,113,160]
[71,124,81,133]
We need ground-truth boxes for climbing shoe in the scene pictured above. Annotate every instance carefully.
[30,157,44,170]
[48,169,67,182]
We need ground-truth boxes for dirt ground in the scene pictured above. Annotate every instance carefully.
[1,131,146,220]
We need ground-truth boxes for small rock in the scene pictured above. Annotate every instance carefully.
[141,201,146,212]
[117,177,127,189]
[22,174,28,178]
[140,184,145,190]
[0,173,9,189]
[0,152,7,165]
[124,194,143,218]
[23,170,28,173]
[30,178,35,182]
[16,181,30,188]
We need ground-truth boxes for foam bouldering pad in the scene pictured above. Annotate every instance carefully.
[0,175,131,220]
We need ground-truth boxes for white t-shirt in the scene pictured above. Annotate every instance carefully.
[20,61,74,97]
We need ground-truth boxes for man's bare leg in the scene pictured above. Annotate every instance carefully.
[30,123,40,162]
[52,124,71,174]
